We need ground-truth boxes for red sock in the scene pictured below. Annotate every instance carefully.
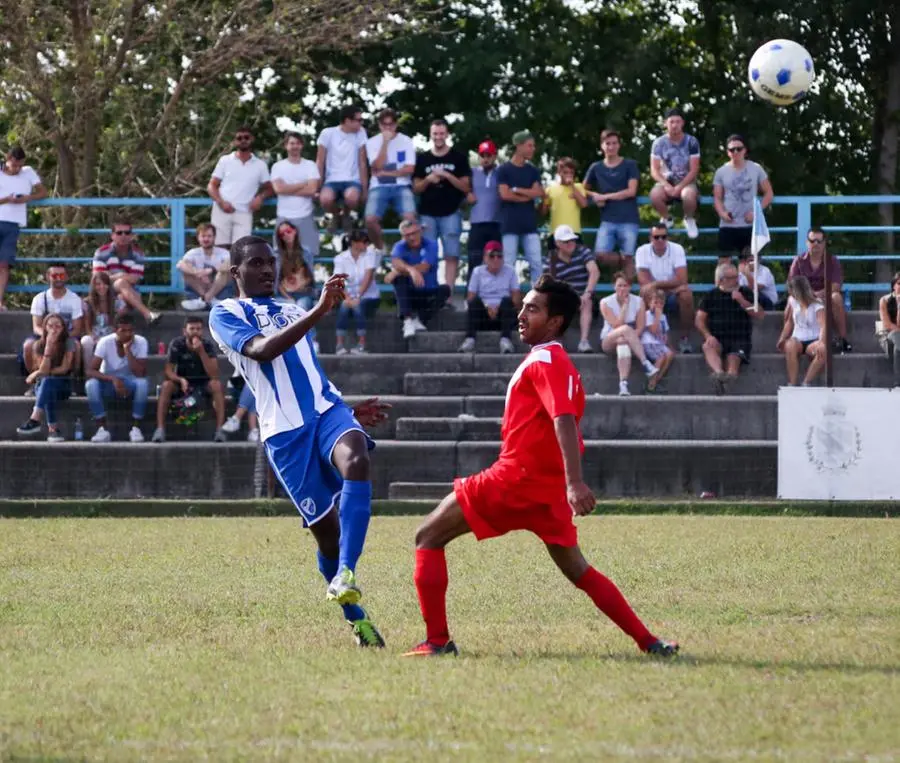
[414,548,450,646]
[575,566,656,651]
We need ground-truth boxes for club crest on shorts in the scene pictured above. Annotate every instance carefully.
[299,497,317,517]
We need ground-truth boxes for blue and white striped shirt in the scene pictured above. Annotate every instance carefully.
[210,298,342,441]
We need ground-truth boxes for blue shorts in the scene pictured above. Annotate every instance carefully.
[0,221,20,264]
[594,222,639,256]
[323,181,363,200]
[365,185,416,219]
[265,402,375,527]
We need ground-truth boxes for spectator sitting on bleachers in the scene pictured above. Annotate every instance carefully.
[788,227,852,353]
[0,145,48,311]
[177,223,233,311]
[737,247,778,310]
[465,140,501,284]
[151,316,227,443]
[389,219,451,339]
[599,271,659,396]
[92,219,160,325]
[271,131,321,271]
[649,107,701,239]
[641,289,675,393]
[16,313,75,442]
[207,126,272,248]
[23,263,84,391]
[712,134,773,258]
[80,271,117,372]
[542,157,588,243]
[635,223,694,353]
[583,128,640,280]
[497,130,545,286]
[546,224,599,353]
[458,240,520,354]
[696,263,764,395]
[333,229,381,355]
[776,276,825,387]
[84,313,149,443]
[275,220,318,352]
[221,380,260,441]
[876,271,900,387]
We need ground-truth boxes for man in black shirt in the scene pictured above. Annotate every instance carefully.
[695,262,764,394]
[413,119,472,304]
[152,316,227,442]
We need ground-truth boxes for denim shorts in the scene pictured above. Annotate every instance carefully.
[323,181,363,199]
[421,212,462,260]
[365,185,416,219]
[594,222,639,256]
[0,221,20,264]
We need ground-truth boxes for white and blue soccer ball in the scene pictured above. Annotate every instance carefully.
[748,40,815,106]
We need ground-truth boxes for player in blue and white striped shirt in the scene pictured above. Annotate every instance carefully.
[210,236,389,647]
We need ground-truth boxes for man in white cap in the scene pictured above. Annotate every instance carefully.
[545,224,599,352]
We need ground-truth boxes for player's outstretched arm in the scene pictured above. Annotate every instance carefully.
[553,414,595,516]
[242,275,346,363]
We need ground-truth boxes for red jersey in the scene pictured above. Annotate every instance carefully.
[498,341,585,483]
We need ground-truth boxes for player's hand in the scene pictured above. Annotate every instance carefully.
[218,200,236,214]
[113,377,128,398]
[776,337,786,352]
[188,335,203,352]
[409,269,425,289]
[567,481,596,516]
[317,274,346,312]
[744,210,754,224]
[179,377,190,395]
[25,370,41,385]
[353,397,391,428]
[703,335,721,352]
[249,196,263,212]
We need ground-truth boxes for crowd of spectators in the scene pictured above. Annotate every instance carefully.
[3,103,898,441]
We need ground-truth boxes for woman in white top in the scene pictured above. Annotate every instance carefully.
[776,275,825,386]
[332,229,381,355]
[599,272,659,396]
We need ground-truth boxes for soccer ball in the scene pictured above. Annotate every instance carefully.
[748,40,815,106]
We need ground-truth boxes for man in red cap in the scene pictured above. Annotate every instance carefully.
[465,139,502,287]
[459,239,521,353]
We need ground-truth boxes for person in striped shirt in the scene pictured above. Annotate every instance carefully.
[545,224,599,352]
[91,219,160,325]
[210,236,390,648]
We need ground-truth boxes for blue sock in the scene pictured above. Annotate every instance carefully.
[317,550,365,622]
[338,479,372,574]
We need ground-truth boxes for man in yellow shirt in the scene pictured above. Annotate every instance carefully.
[543,157,588,235]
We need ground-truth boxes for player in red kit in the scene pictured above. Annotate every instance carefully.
[403,275,678,658]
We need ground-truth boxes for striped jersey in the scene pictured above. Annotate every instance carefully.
[209,298,342,441]
[92,243,146,278]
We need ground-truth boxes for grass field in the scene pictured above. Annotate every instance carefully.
[1,516,898,762]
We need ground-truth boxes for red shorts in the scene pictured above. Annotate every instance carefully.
[454,464,578,547]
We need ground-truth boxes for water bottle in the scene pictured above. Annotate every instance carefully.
[74,417,84,441]
[157,341,167,356]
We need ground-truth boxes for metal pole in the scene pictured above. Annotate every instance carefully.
[824,245,834,387]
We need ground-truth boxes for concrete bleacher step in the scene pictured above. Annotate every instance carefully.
[388,482,454,501]
[394,395,780,441]
[404,354,896,397]
[0,439,777,499]
[0,395,459,441]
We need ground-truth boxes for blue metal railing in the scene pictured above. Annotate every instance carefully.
[8,194,900,295]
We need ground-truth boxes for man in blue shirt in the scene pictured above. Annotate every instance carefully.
[209,236,390,648]
[389,219,452,339]
[496,130,544,286]
[466,139,501,285]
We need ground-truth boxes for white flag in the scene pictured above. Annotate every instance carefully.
[751,196,770,256]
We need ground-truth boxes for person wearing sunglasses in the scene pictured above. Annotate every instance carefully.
[787,228,852,353]
[91,219,160,325]
[712,135,774,257]
[459,241,521,354]
[316,105,368,235]
[635,223,694,353]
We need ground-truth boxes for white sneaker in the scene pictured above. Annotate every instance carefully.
[577,339,593,353]
[221,415,241,434]
[247,429,260,443]
[661,217,674,230]
[47,431,65,443]
[458,337,476,353]
[499,337,514,354]
[336,346,349,356]
[91,426,111,443]
[129,426,145,443]
[683,217,699,239]
[151,427,166,443]
[411,316,427,333]
[618,380,631,397]
[402,317,417,339]
[180,297,207,311]
[644,361,660,377]
[350,345,367,355]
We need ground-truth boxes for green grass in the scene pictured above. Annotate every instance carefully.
[1,516,898,761]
